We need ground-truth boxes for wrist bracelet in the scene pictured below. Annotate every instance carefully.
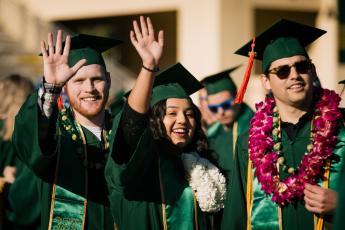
[142,64,160,73]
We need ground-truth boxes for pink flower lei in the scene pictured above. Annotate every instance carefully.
[248,88,341,205]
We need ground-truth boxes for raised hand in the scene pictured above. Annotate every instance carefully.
[130,16,164,70]
[41,30,86,85]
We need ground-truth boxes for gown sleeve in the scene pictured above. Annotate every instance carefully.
[105,102,157,196]
[12,91,58,180]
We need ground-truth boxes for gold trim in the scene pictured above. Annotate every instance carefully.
[193,192,199,230]
[276,162,283,230]
[48,122,93,230]
[246,159,253,230]
[48,131,62,230]
[158,157,199,230]
[0,177,7,193]
[314,159,330,230]
[278,205,283,230]
[158,158,168,230]
[232,121,238,158]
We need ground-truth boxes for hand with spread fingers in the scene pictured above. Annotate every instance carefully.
[41,30,86,85]
[304,183,338,215]
[130,16,164,70]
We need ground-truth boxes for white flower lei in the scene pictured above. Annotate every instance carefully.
[180,152,227,213]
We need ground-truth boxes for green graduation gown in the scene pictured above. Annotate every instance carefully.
[12,92,114,230]
[105,111,214,230]
[0,135,16,177]
[221,117,345,230]
[333,161,345,230]
[4,157,41,230]
[207,103,254,183]
[206,104,253,229]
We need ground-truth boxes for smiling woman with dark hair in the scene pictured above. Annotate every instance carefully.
[105,16,226,230]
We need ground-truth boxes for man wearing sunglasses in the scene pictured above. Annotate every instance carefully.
[200,66,254,229]
[221,19,345,230]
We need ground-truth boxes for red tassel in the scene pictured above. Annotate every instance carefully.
[57,96,64,110]
[234,37,256,104]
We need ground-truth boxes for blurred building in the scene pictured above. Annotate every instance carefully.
[0,0,343,108]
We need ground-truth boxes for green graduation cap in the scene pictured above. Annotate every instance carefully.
[235,19,326,72]
[41,34,123,68]
[201,65,241,95]
[150,63,203,106]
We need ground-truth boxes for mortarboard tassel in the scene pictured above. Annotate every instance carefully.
[57,95,64,110]
[234,37,256,104]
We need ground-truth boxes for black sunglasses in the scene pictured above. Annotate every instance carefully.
[266,60,312,79]
[208,99,233,114]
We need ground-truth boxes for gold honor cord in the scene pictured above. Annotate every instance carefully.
[277,163,283,230]
[48,121,109,230]
[48,124,88,229]
[48,136,62,230]
[76,122,89,229]
[314,159,330,230]
[232,121,238,158]
[193,192,199,230]
[158,157,168,230]
[246,159,253,230]
[158,157,199,230]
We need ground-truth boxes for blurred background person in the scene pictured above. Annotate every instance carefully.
[200,67,254,229]
[0,74,41,230]
[197,87,217,131]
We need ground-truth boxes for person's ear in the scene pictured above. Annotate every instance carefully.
[260,74,271,91]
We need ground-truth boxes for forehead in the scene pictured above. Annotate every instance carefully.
[207,90,233,104]
[166,98,193,108]
[71,64,107,79]
[269,55,307,69]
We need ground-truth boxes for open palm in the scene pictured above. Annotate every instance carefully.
[41,30,86,85]
[130,16,164,69]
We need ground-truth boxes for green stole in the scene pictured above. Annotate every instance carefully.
[49,186,86,229]
[48,108,110,230]
[159,154,195,230]
[250,128,345,230]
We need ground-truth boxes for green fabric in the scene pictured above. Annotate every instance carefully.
[221,118,345,230]
[149,63,203,106]
[251,174,279,230]
[0,139,16,177]
[161,155,195,230]
[331,127,345,230]
[5,158,41,230]
[206,104,253,229]
[249,124,345,230]
[205,77,237,95]
[0,119,16,175]
[51,186,85,229]
[262,37,307,72]
[207,104,254,182]
[69,48,105,68]
[151,83,189,106]
[105,110,212,230]
[12,91,114,230]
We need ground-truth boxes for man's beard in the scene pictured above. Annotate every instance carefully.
[68,93,108,119]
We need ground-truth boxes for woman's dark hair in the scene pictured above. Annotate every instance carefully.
[149,99,217,163]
